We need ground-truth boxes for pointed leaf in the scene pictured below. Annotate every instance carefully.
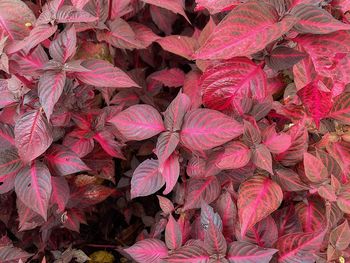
[141,0,190,23]
[161,153,180,195]
[266,46,307,71]
[56,5,98,23]
[49,26,77,63]
[156,132,180,165]
[149,68,185,88]
[110,104,165,141]
[14,161,52,220]
[157,195,175,214]
[165,214,182,250]
[251,144,273,174]
[295,200,326,232]
[337,184,350,214]
[227,241,278,263]
[15,110,53,163]
[0,123,15,149]
[214,192,236,241]
[272,167,308,192]
[157,35,198,60]
[163,240,209,263]
[329,93,350,125]
[216,141,251,170]
[0,148,22,177]
[195,0,239,14]
[93,130,125,159]
[124,238,168,263]
[164,92,191,131]
[330,220,350,250]
[263,129,292,154]
[50,176,70,212]
[303,152,328,183]
[0,241,33,263]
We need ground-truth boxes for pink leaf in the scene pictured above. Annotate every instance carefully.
[200,58,267,111]
[329,93,350,125]
[0,123,15,149]
[291,4,350,34]
[329,220,350,250]
[165,214,182,250]
[0,238,33,262]
[216,141,251,170]
[336,184,350,214]
[109,104,165,141]
[50,176,69,212]
[204,221,227,256]
[63,134,94,158]
[180,109,243,151]
[15,110,53,163]
[295,200,326,232]
[251,144,273,174]
[141,0,190,23]
[131,159,165,199]
[227,241,278,263]
[38,71,66,121]
[14,161,52,220]
[183,70,202,109]
[303,152,328,183]
[156,132,180,165]
[93,130,125,159]
[238,175,283,236]
[161,152,180,195]
[272,167,308,192]
[71,0,90,9]
[56,5,98,23]
[129,22,160,48]
[194,1,296,60]
[45,144,90,176]
[124,238,168,263]
[157,195,175,214]
[157,35,198,60]
[214,192,236,241]
[262,126,292,154]
[149,68,185,88]
[49,26,77,63]
[195,0,239,14]
[163,240,209,262]
[164,91,191,131]
[75,59,140,88]
[266,46,308,71]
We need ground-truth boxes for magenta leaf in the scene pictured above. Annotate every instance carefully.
[291,4,350,34]
[161,153,180,195]
[93,130,125,159]
[204,221,227,256]
[251,144,273,174]
[266,46,308,71]
[214,192,236,241]
[50,176,70,212]
[201,202,222,230]
[156,132,180,165]
[238,175,283,236]
[130,159,165,199]
[110,104,165,141]
[124,238,168,263]
[156,35,198,60]
[15,110,53,163]
[49,26,77,63]
[163,240,210,262]
[194,1,296,60]
[329,93,350,125]
[303,152,328,183]
[149,68,186,88]
[63,134,94,158]
[45,144,90,176]
[272,167,308,192]
[195,0,239,14]
[262,126,291,154]
[56,5,98,23]
[226,241,278,263]
[180,109,243,151]
[164,91,191,131]
[14,161,52,220]
[183,70,202,109]
[201,58,267,111]
[165,214,182,250]
[141,0,190,23]
[38,71,66,121]
[295,199,326,232]
[75,59,140,88]
[216,141,251,170]
[157,195,175,215]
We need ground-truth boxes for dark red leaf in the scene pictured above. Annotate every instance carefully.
[266,46,308,71]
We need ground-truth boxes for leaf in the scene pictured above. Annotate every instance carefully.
[0,123,15,149]
[277,231,326,263]
[157,35,198,60]
[194,1,296,60]
[15,110,53,163]
[56,5,98,23]
[215,192,236,241]
[130,159,165,199]
[149,68,185,89]
[38,71,66,121]
[183,176,221,210]
[237,175,283,236]
[336,184,350,214]
[49,26,77,63]
[0,0,36,41]
[195,0,239,14]
[297,82,332,127]
[216,141,251,170]
[124,238,168,263]
[243,120,261,147]
[251,144,273,174]
[262,127,292,154]
[183,70,202,109]
[71,0,90,9]
[0,148,22,177]
[272,167,308,192]
[14,161,52,220]
[165,214,182,250]
[295,200,326,232]
[163,240,209,262]
[0,240,33,263]
[330,220,350,250]
[156,132,180,165]
[110,104,165,141]
[93,130,125,159]
[266,46,307,71]
[201,202,223,231]
[164,92,191,131]
[75,59,140,88]
[180,109,243,151]
[45,144,90,176]
[141,0,190,23]
[204,221,227,256]
[291,4,350,34]
[63,134,94,158]
[226,241,278,263]
[317,184,337,202]
[329,93,350,125]
[303,152,328,183]
[161,153,180,195]
[157,195,175,214]
[50,176,70,212]
[200,58,267,111]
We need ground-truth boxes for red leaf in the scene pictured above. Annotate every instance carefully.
[200,58,267,111]
[45,144,90,176]
[109,104,165,141]
[226,241,278,263]
[141,0,190,23]
[204,221,227,256]
[163,240,209,262]
[262,126,292,154]
[277,230,326,263]
[93,130,125,159]
[194,1,296,60]
[15,110,53,163]
[238,175,283,236]
[272,167,308,192]
[131,159,165,199]
[63,134,94,158]
[216,141,251,170]
[183,70,202,109]
[214,192,236,241]
[38,71,66,121]
[49,26,77,63]
[266,46,308,71]
[156,132,180,165]
[124,238,168,263]
[71,0,90,9]
[291,4,350,34]
[161,153,180,195]
[251,144,273,174]
[0,148,22,177]
[164,91,191,131]
[56,5,98,23]
[129,22,160,48]
[149,68,185,88]
[180,109,243,151]
[183,176,220,210]
[329,92,350,125]
[303,152,328,183]
[75,59,140,88]
[295,199,326,232]
[195,0,239,14]
[50,176,70,212]
[14,161,52,220]
[165,214,182,250]
[157,35,198,60]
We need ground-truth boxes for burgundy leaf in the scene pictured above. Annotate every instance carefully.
[49,26,77,63]
[63,134,94,158]
[329,220,350,251]
[15,110,53,163]
[149,68,185,88]
[93,130,125,159]
[251,144,273,174]
[0,148,22,177]
[317,184,337,202]
[0,123,15,149]
[180,109,243,151]
[157,35,198,60]
[156,132,180,165]
[226,241,278,263]
[243,120,261,147]
[50,176,69,212]
[130,159,165,199]
[329,93,350,125]
[165,214,182,250]
[215,192,236,241]
[200,58,267,111]
[295,200,326,232]
[204,221,227,256]
[216,141,251,170]
[266,46,308,71]
[124,238,168,263]
[56,5,98,23]
[109,104,165,141]
[272,167,308,192]
[336,184,350,214]
[238,175,283,236]
[164,91,191,131]
[45,144,90,176]
[38,71,66,121]
[163,240,210,262]
[75,59,140,88]
[194,1,296,60]
[303,152,328,183]
[129,22,159,47]
[141,0,190,23]
[0,240,33,263]
[183,70,202,109]
[201,202,222,230]
[161,153,180,195]
[14,161,52,220]
[17,198,44,231]
[291,4,350,34]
